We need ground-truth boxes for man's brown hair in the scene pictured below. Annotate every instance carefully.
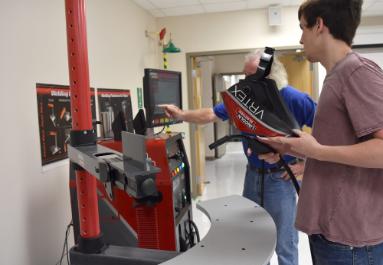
[298,0,363,46]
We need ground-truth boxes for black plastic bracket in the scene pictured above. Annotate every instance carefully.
[72,163,84,171]
[70,129,97,147]
[77,233,105,254]
[251,46,275,80]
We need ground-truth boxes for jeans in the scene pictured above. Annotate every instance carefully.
[310,234,383,265]
[242,165,298,265]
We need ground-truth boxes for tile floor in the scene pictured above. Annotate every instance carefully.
[192,142,313,265]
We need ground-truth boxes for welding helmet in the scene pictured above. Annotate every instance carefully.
[221,47,300,137]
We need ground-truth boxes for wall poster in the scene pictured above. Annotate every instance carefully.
[36,83,96,166]
[97,88,134,139]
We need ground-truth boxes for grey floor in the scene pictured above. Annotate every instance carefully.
[192,142,312,265]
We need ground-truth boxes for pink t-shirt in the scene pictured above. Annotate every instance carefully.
[295,52,383,247]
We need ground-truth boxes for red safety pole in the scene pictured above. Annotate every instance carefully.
[64,0,103,253]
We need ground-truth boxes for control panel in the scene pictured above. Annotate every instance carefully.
[152,117,178,127]
[144,132,194,251]
[167,140,189,218]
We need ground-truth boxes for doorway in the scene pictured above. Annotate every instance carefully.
[186,47,316,197]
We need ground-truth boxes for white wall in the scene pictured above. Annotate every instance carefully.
[0,0,158,264]
[315,18,383,96]
[158,7,302,53]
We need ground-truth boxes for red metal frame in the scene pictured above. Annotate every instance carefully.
[65,0,100,239]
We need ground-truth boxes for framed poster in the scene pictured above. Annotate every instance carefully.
[36,83,96,165]
[97,88,134,139]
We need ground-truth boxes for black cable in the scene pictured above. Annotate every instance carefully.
[63,222,72,265]
[189,220,200,243]
[260,161,265,207]
[184,221,191,248]
[209,134,314,263]
[278,155,300,195]
[154,126,166,136]
[65,223,71,265]
[278,156,316,264]
[55,221,73,265]
[181,219,201,249]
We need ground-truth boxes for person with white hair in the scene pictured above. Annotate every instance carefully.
[160,50,316,265]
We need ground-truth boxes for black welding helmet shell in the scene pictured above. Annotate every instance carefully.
[221,47,300,137]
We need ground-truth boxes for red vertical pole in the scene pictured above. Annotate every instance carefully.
[65,0,92,131]
[64,0,102,252]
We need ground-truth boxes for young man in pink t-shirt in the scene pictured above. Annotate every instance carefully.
[260,0,383,264]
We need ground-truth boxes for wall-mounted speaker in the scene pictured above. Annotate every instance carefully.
[268,6,282,26]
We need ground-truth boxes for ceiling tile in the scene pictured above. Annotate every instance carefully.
[247,0,282,9]
[148,9,166,17]
[132,0,382,18]
[204,1,247,13]
[161,5,205,16]
[133,0,157,10]
[288,0,304,5]
[199,0,240,3]
[148,0,201,9]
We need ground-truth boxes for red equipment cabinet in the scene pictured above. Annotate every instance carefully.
[70,132,194,252]
[141,133,193,251]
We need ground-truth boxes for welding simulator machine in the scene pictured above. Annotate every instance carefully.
[64,1,277,264]
[68,44,197,265]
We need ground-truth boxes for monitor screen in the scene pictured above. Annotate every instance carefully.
[143,68,182,128]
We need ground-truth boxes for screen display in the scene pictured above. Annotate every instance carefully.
[144,69,182,128]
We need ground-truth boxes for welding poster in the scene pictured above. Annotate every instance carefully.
[36,83,96,166]
[97,88,134,139]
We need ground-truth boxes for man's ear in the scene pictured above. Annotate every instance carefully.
[316,17,325,33]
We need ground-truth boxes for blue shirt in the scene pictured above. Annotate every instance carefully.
[213,85,317,169]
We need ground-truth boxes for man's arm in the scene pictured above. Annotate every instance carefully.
[261,129,383,168]
[314,130,383,168]
[159,104,220,124]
